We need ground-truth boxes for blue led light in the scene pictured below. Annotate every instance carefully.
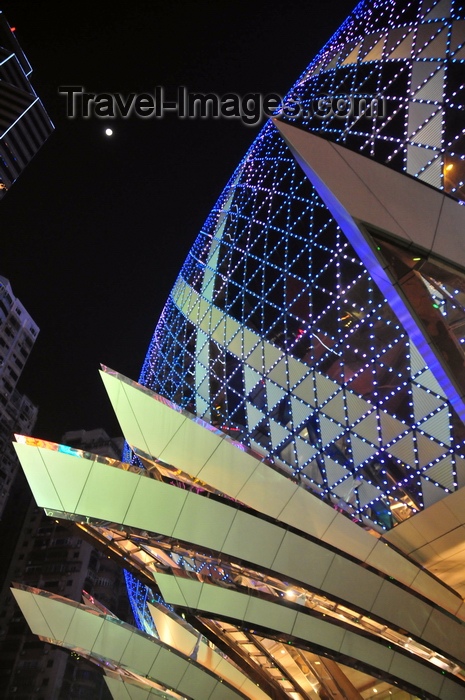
[131,0,465,590]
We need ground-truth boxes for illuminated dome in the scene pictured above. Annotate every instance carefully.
[140,0,465,532]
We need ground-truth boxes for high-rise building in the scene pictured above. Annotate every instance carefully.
[11,1,465,698]
[0,12,53,197]
[0,276,38,518]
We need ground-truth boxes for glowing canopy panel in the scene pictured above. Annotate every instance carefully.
[12,377,465,698]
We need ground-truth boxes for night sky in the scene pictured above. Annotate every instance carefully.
[0,1,357,442]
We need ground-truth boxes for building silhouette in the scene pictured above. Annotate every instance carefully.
[0,12,53,198]
[0,276,39,520]
[11,1,465,698]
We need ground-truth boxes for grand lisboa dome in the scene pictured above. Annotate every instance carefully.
[13,1,465,699]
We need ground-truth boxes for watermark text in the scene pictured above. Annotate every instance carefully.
[58,86,386,126]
